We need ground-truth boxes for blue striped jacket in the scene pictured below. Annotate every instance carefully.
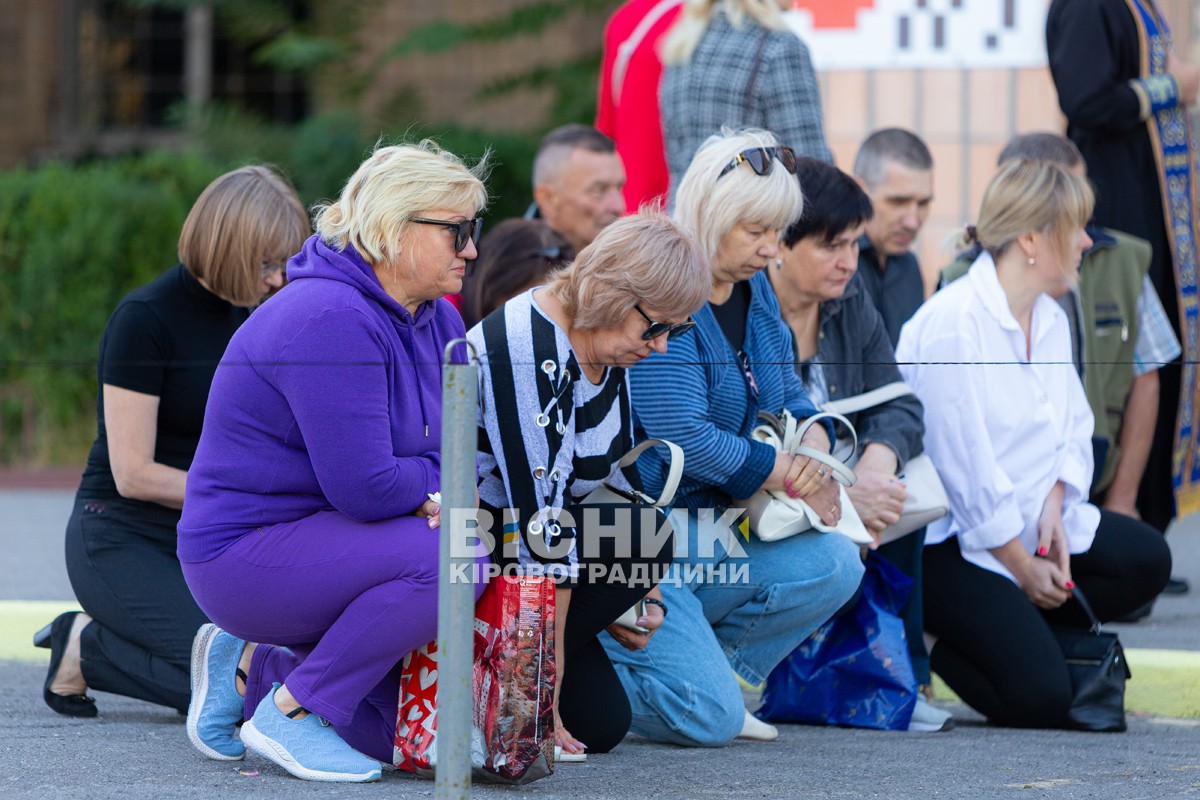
[629,271,821,511]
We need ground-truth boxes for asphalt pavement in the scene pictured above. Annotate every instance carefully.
[2,484,1198,799]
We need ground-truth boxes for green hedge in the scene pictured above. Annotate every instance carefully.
[0,120,541,465]
[0,152,224,464]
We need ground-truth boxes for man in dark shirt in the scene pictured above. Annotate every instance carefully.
[852,129,934,346]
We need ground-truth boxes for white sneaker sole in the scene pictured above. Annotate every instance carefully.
[554,745,587,763]
[186,624,244,761]
[241,719,381,783]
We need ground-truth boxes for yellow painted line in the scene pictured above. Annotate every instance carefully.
[0,600,79,662]
[932,647,1200,720]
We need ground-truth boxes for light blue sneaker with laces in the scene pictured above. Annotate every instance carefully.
[187,624,247,760]
[241,683,381,783]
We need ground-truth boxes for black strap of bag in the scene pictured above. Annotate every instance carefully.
[742,31,771,121]
[1069,585,1103,635]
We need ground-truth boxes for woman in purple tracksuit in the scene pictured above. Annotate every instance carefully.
[177,141,489,783]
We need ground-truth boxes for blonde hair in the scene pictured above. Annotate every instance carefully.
[673,128,804,262]
[546,210,709,331]
[312,140,489,267]
[178,165,309,307]
[663,0,788,65]
[970,158,1093,266]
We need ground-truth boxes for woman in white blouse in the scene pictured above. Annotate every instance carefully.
[896,159,1170,729]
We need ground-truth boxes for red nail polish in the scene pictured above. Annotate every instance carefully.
[1066,581,1075,589]
[1036,547,1047,557]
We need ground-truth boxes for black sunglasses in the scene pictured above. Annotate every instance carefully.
[635,305,695,341]
[410,216,484,254]
[716,146,798,180]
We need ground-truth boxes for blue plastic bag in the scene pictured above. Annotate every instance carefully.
[758,551,918,730]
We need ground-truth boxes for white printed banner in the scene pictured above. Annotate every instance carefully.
[785,0,1049,71]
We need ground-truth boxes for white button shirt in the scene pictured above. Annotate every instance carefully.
[896,253,1099,583]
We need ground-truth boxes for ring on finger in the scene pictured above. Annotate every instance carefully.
[817,467,826,478]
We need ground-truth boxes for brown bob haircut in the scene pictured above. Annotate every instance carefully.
[178,165,310,307]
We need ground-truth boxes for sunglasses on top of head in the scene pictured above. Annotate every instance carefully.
[635,305,696,340]
[716,146,798,181]
[410,216,484,254]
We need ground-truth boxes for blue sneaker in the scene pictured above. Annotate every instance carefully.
[186,624,246,761]
[241,684,381,783]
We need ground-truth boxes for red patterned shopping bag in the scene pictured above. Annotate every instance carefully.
[394,574,556,784]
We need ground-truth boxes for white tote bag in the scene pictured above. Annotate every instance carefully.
[738,410,874,546]
[822,382,949,544]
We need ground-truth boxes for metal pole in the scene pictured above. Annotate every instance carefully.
[437,339,477,799]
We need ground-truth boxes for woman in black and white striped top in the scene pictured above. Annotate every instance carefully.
[469,211,708,759]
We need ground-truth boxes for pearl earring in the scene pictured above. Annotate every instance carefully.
[1028,257,1036,266]
[775,258,783,269]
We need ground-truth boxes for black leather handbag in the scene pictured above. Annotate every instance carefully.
[1052,587,1131,732]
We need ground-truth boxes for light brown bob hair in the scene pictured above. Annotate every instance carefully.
[178,165,309,307]
[546,210,709,331]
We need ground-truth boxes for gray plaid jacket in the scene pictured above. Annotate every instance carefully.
[660,11,832,193]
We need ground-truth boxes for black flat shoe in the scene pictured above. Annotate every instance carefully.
[42,612,97,718]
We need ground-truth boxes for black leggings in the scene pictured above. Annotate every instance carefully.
[923,511,1170,728]
[556,503,674,753]
[64,495,209,713]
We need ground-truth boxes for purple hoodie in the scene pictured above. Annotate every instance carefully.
[177,235,465,563]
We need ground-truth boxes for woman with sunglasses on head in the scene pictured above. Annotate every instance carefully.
[459,218,573,329]
[37,166,308,722]
[896,159,1171,728]
[660,0,832,195]
[470,211,709,760]
[601,129,864,747]
[177,142,490,782]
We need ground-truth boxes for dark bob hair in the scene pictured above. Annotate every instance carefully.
[782,158,874,248]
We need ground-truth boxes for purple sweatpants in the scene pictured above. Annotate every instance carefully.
[183,509,487,763]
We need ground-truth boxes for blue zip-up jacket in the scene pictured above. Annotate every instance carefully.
[629,270,822,512]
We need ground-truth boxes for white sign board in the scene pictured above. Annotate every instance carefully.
[785,0,1049,71]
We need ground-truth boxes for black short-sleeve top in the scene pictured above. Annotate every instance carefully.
[78,264,250,513]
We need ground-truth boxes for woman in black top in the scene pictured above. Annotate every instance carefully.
[36,166,309,718]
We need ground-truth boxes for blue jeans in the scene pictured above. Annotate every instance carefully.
[601,507,863,747]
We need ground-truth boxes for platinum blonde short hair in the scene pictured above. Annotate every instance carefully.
[312,140,489,266]
[673,128,804,262]
[546,210,709,331]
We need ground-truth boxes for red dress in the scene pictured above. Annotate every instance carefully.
[596,0,683,212]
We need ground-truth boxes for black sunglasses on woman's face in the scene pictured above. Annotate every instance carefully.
[635,305,696,340]
[716,146,798,180]
[410,216,484,254]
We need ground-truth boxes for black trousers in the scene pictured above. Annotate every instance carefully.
[556,503,674,753]
[923,511,1170,729]
[64,495,209,713]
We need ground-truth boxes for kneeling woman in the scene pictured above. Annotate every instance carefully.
[606,130,864,747]
[179,142,489,781]
[896,158,1171,728]
[470,212,709,758]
